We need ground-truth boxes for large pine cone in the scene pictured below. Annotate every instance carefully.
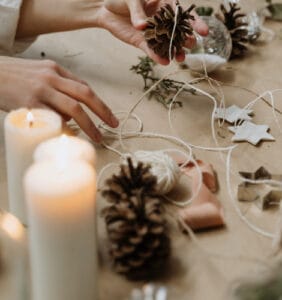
[217,3,249,59]
[144,2,195,59]
[102,158,170,280]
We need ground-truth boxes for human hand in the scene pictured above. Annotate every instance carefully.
[97,0,209,65]
[16,0,207,65]
[0,56,119,143]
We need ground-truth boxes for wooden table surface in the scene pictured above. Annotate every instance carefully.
[1,2,282,299]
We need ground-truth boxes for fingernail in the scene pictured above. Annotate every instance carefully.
[110,114,119,128]
[134,19,147,30]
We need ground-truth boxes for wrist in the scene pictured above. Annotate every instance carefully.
[68,0,104,28]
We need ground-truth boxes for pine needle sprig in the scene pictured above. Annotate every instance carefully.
[130,56,197,108]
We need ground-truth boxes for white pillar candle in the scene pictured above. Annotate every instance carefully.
[0,212,28,300]
[24,160,97,300]
[4,108,62,224]
[34,135,96,165]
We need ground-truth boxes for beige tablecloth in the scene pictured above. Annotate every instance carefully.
[1,4,282,299]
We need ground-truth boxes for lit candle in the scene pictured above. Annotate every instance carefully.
[0,211,28,300]
[24,160,97,300]
[4,108,62,224]
[34,135,96,165]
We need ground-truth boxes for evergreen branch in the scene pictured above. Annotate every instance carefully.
[130,56,197,108]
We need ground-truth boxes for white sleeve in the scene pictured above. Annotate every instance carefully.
[0,0,28,55]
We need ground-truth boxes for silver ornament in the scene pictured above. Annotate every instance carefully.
[184,16,232,73]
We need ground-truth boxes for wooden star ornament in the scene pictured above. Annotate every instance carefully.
[228,121,275,145]
[215,105,253,123]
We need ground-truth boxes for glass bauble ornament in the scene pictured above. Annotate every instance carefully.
[184,16,232,73]
[243,12,264,42]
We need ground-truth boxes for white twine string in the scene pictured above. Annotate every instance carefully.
[97,162,120,191]
[183,81,219,146]
[240,177,282,187]
[99,122,204,207]
[169,2,180,63]
[179,83,281,237]
[235,89,282,129]
[96,7,282,242]
[100,111,143,137]
[99,74,282,240]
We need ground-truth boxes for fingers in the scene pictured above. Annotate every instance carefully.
[28,100,71,121]
[125,0,148,29]
[44,92,103,142]
[190,13,209,36]
[144,0,160,16]
[53,77,119,128]
[37,60,119,142]
[139,41,170,65]
[175,49,185,62]
[56,65,87,85]
[184,35,197,49]
[101,1,207,64]
[0,56,116,142]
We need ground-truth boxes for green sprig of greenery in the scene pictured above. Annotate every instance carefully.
[195,6,214,16]
[130,56,197,108]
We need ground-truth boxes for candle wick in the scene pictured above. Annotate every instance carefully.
[27,111,34,128]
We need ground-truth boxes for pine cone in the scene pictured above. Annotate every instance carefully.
[217,3,249,59]
[102,158,170,280]
[144,2,195,59]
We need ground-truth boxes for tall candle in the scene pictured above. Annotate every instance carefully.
[34,135,96,165]
[24,160,97,300]
[0,212,28,300]
[4,108,62,224]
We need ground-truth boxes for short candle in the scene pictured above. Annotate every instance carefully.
[4,108,62,224]
[34,134,96,165]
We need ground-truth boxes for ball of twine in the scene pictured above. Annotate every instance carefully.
[129,150,181,195]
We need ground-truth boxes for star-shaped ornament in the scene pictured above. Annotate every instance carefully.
[215,105,253,123]
[238,183,282,210]
[238,167,282,210]
[228,121,275,145]
[240,166,282,182]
